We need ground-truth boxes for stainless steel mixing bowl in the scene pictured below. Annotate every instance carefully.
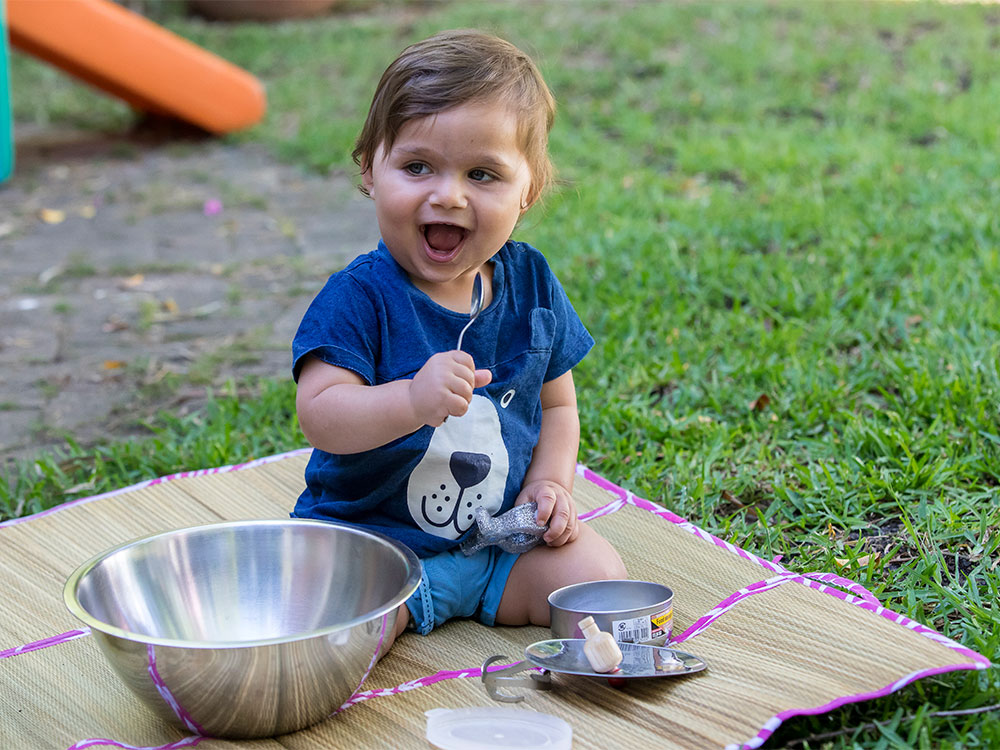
[64,519,420,738]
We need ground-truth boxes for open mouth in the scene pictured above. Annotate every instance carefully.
[422,223,468,260]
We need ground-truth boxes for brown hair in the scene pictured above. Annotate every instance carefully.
[352,29,556,207]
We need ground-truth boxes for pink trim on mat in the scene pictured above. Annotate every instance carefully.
[674,571,894,644]
[66,737,203,750]
[146,645,206,736]
[579,466,866,589]
[578,496,628,522]
[1,628,91,659]
[726,663,988,750]
[336,658,521,711]
[60,662,528,749]
[0,448,313,529]
[331,612,390,716]
[674,574,804,643]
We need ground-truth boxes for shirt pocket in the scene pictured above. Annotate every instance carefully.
[529,307,556,353]
[489,308,555,424]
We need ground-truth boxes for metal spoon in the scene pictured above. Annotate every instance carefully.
[456,272,484,351]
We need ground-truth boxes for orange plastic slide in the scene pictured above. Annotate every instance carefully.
[7,0,266,134]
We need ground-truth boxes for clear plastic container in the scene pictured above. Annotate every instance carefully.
[426,707,573,749]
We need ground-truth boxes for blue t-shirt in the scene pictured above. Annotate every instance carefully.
[291,240,594,558]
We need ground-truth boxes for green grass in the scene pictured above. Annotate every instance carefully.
[5,1,1000,746]
[1,379,301,519]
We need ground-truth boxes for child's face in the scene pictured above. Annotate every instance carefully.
[363,100,533,306]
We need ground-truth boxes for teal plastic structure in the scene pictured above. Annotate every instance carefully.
[1,0,12,183]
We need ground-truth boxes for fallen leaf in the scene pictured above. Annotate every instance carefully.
[749,393,771,411]
[39,208,66,224]
[103,360,126,370]
[38,264,65,285]
[721,490,745,508]
[121,273,145,288]
[63,480,96,495]
[834,553,877,568]
[163,298,180,314]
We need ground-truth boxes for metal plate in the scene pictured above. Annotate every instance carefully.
[524,639,707,679]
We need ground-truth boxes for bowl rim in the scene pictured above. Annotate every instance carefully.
[63,518,421,649]
[547,578,674,613]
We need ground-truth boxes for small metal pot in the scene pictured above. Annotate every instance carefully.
[548,579,674,646]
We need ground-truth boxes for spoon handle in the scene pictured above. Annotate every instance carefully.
[456,320,474,351]
[455,272,483,352]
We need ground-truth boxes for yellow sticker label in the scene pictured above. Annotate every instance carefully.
[651,608,673,628]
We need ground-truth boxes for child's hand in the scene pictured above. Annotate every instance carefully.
[409,351,492,427]
[516,480,579,547]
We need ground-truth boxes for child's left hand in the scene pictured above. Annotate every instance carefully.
[515,480,580,547]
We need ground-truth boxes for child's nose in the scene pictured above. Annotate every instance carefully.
[429,174,468,209]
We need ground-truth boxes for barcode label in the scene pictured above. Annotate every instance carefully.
[611,615,652,644]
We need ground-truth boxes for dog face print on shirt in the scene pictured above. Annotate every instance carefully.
[406,394,509,539]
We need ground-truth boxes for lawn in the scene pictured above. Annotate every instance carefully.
[4,1,999,747]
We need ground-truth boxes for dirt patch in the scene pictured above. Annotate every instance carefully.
[0,122,378,466]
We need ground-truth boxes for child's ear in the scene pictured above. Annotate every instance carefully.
[520,183,538,213]
[361,162,375,197]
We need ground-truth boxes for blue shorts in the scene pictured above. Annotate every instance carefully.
[405,546,520,635]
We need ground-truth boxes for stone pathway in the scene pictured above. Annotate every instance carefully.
[0,127,378,466]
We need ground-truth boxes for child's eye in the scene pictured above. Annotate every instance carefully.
[405,162,430,176]
[469,169,495,183]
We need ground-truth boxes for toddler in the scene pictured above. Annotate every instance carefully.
[292,29,626,651]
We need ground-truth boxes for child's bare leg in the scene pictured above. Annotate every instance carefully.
[376,603,410,661]
[494,524,627,626]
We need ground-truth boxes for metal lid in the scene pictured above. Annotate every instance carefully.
[425,707,572,750]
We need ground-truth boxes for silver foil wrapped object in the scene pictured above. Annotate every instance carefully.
[460,502,548,556]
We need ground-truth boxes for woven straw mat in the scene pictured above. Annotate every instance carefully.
[0,449,988,749]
